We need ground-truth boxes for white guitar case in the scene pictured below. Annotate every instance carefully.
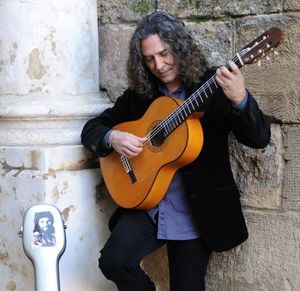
[19,204,66,291]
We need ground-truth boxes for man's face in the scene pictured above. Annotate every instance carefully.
[38,217,52,233]
[141,34,180,92]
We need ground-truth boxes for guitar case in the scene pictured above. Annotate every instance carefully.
[19,203,66,291]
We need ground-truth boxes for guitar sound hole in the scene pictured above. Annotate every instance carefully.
[150,135,165,147]
[150,127,166,147]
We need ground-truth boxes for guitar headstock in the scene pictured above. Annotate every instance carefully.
[239,27,284,65]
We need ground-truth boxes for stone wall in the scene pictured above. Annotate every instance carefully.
[97,1,300,290]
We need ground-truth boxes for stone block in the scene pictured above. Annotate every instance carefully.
[235,13,300,123]
[230,124,283,210]
[157,0,282,18]
[97,0,156,24]
[206,210,300,290]
[187,20,234,68]
[284,0,300,11]
[157,0,220,18]
[224,0,282,16]
[99,25,135,101]
[282,125,300,210]
[142,246,169,291]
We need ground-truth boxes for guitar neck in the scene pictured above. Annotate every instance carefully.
[149,53,244,142]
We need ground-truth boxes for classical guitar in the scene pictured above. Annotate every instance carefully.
[100,27,283,210]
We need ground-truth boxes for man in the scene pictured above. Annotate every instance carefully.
[81,11,270,291]
[33,211,56,247]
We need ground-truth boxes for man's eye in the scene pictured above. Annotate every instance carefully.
[160,51,168,57]
[144,56,153,62]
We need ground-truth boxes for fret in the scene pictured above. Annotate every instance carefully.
[236,53,244,67]
[195,93,203,104]
[172,119,177,129]
[212,77,218,89]
[180,111,184,120]
[168,122,172,134]
[165,123,171,135]
[183,107,187,115]
[167,119,174,132]
[190,102,196,111]
[173,118,178,128]
[207,82,213,93]
[204,89,208,98]
[186,106,191,114]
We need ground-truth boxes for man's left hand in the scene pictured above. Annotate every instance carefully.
[216,61,246,105]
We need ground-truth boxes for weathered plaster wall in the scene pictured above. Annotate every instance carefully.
[0,0,115,290]
[97,1,300,290]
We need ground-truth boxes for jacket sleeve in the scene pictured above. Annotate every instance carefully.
[81,89,133,157]
[229,90,271,149]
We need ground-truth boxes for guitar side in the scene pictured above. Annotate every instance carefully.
[99,96,204,210]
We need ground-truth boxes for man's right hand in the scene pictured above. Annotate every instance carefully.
[109,130,147,158]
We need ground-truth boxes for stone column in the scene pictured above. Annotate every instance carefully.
[0,1,114,290]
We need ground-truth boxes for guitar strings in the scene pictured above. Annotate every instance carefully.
[144,73,219,145]
[144,75,217,145]
[144,74,219,144]
[143,52,246,146]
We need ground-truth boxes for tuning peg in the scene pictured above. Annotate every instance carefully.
[266,56,271,61]
[257,60,262,67]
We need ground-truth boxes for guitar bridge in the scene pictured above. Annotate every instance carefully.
[120,155,137,183]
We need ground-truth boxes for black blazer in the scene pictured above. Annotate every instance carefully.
[81,77,271,252]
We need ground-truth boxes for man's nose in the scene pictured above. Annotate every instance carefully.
[154,56,164,70]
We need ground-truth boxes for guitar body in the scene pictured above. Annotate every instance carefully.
[99,96,204,210]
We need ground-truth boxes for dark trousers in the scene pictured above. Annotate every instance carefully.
[98,210,212,291]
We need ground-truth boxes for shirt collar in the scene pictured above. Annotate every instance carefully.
[158,83,186,99]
